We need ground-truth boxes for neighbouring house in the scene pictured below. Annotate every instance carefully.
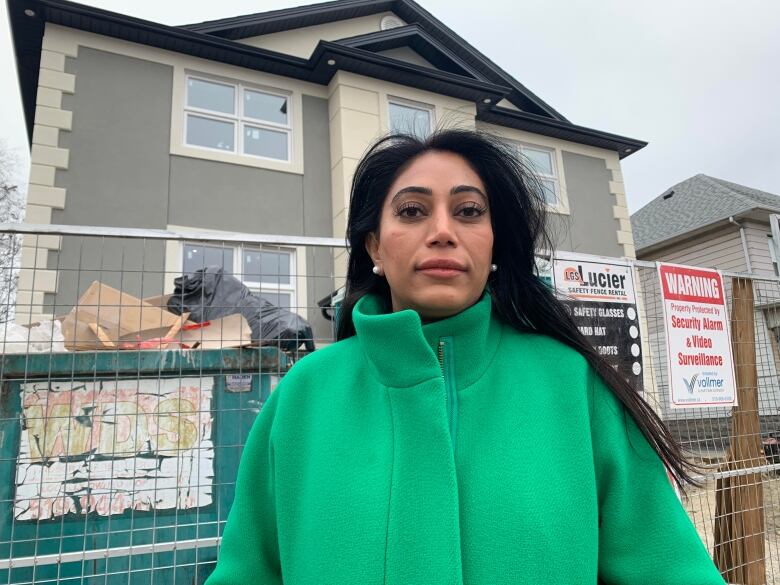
[8,0,646,331]
[632,174,780,277]
[631,173,780,440]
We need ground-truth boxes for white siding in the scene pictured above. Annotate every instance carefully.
[743,219,776,277]
[639,225,748,273]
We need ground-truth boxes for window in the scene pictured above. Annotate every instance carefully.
[516,145,560,206]
[242,248,295,309]
[182,243,296,309]
[388,99,433,138]
[184,75,291,162]
[768,235,779,276]
[183,244,234,275]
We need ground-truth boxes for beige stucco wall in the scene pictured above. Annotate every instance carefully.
[16,27,75,324]
[239,13,402,58]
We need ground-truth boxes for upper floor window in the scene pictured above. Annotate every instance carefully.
[184,75,291,162]
[517,144,560,206]
[388,98,433,138]
[182,243,296,309]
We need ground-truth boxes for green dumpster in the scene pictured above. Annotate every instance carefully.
[0,347,289,584]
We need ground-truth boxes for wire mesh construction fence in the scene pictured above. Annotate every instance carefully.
[636,260,780,585]
[0,224,779,584]
[0,224,346,584]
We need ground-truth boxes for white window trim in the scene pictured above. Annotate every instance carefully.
[240,245,298,304]
[163,226,308,320]
[184,73,293,163]
[172,69,304,175]
[508,140,570,215]
[518,143,559,203]
[387,95,435,137]
[180,242,298,309]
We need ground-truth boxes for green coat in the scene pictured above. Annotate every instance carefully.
[206,292,724,584]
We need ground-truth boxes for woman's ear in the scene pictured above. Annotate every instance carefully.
[365,232,381,266]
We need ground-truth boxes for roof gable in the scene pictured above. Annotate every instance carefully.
[375,46,436,70]
[183,0,564,119]
[237,12,394,59]
[183,0,395,39]
[334,24,486,80]
[630,174,780,252]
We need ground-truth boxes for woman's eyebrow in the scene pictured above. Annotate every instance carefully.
[391,185,487,203]
[451,185,487,200]
[391,186,432,203]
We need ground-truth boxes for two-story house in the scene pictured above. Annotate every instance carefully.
[8,0,647,331]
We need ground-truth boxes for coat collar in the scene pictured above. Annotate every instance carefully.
[352,292,503,388]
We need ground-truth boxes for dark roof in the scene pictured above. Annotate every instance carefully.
[183,0,569,121]
[630,174,780,252]
[477,106,646,157]
[333,24,486,80]
[7,0,646,158]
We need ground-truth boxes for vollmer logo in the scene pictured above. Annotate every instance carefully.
[682,373,725,393]
[683,374,699,394]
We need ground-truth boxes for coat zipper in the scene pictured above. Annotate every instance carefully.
[438,337,458,452]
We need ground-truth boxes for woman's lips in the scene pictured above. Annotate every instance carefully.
[418,268,464,278]
[416,259,467,278]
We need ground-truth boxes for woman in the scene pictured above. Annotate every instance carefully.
[206,129,724,584]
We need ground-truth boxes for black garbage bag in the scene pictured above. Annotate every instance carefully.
[167,266,315,352]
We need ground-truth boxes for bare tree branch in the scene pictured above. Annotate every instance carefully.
[0,139,27,323]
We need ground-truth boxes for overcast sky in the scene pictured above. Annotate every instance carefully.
[1,0,778,213]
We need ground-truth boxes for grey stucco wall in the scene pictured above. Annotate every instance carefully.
[56,48,172,230]
[546,212,573,253]
[56,48,333,235]
[50,47,171,308]
[554,151,622,257]
[45,47,336,343]
[168,157,304,233]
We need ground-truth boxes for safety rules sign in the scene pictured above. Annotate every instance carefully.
[553,252,644,392]
[658,262,737,408]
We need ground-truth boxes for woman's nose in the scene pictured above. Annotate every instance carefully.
[426,209,457,247]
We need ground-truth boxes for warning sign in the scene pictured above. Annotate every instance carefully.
[658,262,736,408]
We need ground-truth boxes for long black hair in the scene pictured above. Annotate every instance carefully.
[337,128,698,486]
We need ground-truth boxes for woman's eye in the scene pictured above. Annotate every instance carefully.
[457,204,487,218]
[396,204,426,218]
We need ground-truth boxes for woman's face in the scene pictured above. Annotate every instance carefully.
[366,150,494,320]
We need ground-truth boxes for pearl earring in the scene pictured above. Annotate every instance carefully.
[372,265,382,275]
[490,264,498,272]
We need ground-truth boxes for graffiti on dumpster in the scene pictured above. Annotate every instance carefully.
[15,378,213,521]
